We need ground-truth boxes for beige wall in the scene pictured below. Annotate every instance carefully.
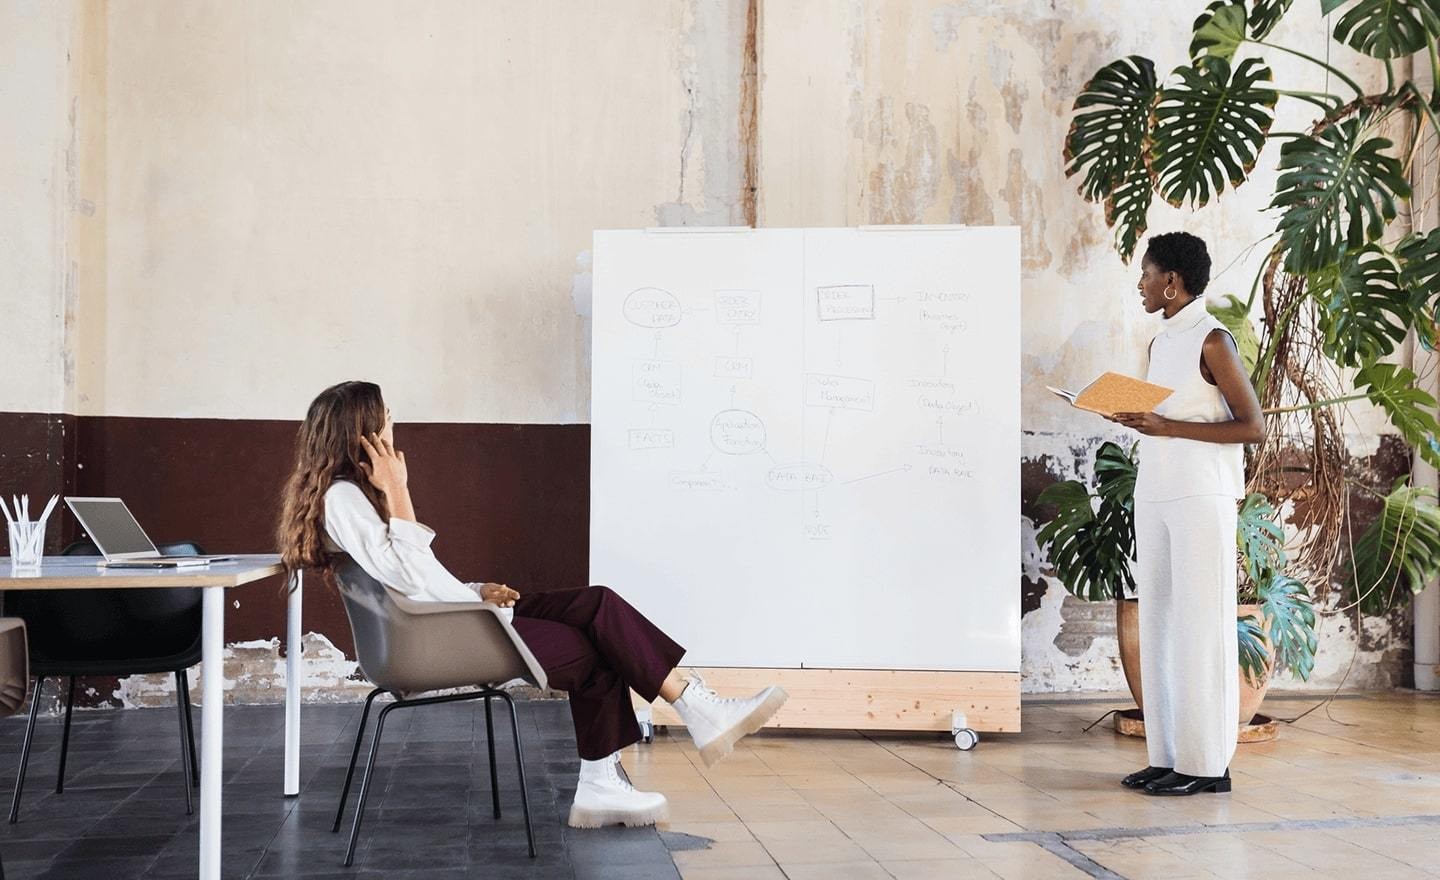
[2,1,1413,698]
[93,0,751,422]
[1,3,75,414]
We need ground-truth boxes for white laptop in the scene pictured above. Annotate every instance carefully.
[64,497,234,568]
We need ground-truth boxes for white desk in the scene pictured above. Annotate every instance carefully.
[0,555,296,880]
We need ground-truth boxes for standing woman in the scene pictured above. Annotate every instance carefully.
[1111,232,1265,796]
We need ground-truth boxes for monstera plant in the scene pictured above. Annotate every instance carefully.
[1061,0,1440,621]
[1037,442,1318,685]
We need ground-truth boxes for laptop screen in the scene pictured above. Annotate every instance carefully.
[66,498,158,556]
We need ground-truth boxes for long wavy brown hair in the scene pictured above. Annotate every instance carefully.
[277,381,389,575]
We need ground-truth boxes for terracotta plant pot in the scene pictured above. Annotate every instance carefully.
[1115,598,1274,730]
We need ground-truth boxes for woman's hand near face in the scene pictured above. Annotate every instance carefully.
[358,433,407,495]
[477,583,521,607]
[359,432,417,521]
[1111,411,1170,436]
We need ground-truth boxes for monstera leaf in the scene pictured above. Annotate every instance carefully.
[1036,442,1138,603]
[1238,493,1286,584]
[1329,0,1440,59]
[1398,229,1440,344]
[1272,117,1411,273]
[1256,571,1317,681]
[1237,614,1270,685]
[1356,363,1440,469]
[1037,481,1134,602]
[1249,0,1296,39]
[1208,294,1261,378]
[1191,1,1249,60]
[1347,480,1440,615]
[1399,228,1440,297]
[1065,56,1159,260]
[1150,56,1277,209]
[1309,246,1412,366]
[1093,440,1138,505]
[1104,161,1156,261]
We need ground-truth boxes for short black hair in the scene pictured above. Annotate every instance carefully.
[1144,232,1211,297]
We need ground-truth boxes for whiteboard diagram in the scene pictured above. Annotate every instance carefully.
[590,227,1020,672]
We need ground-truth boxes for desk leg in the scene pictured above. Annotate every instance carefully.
[200,586,224,880]
[285,571,302,797]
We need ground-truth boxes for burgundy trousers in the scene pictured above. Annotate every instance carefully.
[511,586,686,760]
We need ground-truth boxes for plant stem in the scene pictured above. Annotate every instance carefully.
[1430,36,1440,98]
[1256,39,1366,98]
[1264,392,1370,415]
[1408,81,1440,143]
[1255,287,1307,390]
[1276,89,1341,112]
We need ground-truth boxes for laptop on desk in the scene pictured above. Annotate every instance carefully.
[64,497,234,568]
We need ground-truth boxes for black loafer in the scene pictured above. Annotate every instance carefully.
[1144,770,1231,796]
[1120,766,1173,789]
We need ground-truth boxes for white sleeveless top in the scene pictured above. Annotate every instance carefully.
[1134,299,1246,502]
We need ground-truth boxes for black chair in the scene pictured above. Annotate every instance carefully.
[5,539,203,822]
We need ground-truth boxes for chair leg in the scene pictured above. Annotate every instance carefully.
[180,669,199,787]
[333,688,385,834]
[54,676,76,794]
[484,695,500,820]
[344,701,396,867]
[175,672,194,816]
[9,677,45,824]
[498,692,535,858]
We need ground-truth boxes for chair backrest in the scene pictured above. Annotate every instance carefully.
[331,555,547,697]
[0,620,28,716]
[3,541,205,665]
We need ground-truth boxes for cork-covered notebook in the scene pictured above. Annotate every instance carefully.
[1047,372,1173,417]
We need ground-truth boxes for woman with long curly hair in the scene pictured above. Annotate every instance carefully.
[278,381,786,828]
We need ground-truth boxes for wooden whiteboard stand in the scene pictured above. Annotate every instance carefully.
[597,226,1024,750]
[634,667,1019,750]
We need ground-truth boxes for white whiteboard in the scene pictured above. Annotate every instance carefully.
[590,226,1019,672]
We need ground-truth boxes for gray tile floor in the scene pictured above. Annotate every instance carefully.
[0,697,680,879]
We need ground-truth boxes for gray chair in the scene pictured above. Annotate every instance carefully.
[0,618,30,880]
[330,555,547,867]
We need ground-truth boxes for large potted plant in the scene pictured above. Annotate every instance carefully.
[1037,441,1317,728]
[1049,0,1440,697]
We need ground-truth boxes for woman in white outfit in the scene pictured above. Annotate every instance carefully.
[1110,232,1264,797]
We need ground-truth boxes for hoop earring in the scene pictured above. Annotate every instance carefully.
[1163,285,1176,301]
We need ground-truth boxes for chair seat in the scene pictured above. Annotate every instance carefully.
[30,640,201,678]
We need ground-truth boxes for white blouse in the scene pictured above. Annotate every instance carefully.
[322,480,480,603]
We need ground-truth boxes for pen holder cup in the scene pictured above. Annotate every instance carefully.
[7,521,44,569]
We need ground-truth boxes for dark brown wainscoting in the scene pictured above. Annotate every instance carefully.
[4,412,590,669]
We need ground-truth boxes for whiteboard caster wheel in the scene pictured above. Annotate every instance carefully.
[635,706,655,745]
[953,729,978,751]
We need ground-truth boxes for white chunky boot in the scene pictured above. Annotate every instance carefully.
[567,752,669,829]
[672,676,788,767]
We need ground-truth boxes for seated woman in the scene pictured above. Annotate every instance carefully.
[277,381,787,828]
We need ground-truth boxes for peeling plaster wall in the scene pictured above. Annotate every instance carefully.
[757,0,1407,692]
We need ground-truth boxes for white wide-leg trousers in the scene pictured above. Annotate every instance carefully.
[1135,495,1239,777]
